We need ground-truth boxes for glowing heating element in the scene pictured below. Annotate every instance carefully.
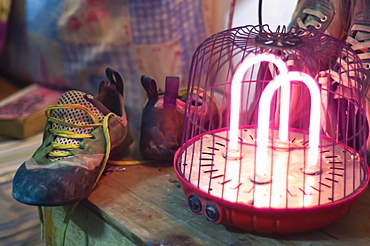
[229,54,321,179]
[229,54,289,151]
[256,71,321,177]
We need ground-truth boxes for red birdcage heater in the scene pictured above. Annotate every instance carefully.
[174,24,369,233]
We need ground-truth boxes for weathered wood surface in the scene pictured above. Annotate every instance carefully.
[46,163,370,246]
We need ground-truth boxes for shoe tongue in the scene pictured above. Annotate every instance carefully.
[52,90,106,124]
[50,90,106,158]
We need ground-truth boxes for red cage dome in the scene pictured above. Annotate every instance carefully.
[174,24,369,233]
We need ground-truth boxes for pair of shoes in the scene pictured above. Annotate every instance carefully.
[289,0,370,67]
[12,68,133,206]
[288,0,370,78]
[290,0,370,67]
[288,0,370,152]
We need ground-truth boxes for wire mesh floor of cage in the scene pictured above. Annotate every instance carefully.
[174,24,370,234]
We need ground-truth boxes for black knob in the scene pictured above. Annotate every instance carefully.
[205,203,219,222]
[188,194,202,213]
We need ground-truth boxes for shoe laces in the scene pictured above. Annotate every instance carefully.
[47,102,114,173]
[45,91,114,171]
[315,23,370,102]
[296,8,328,30]
[46,104,103,157]
[44,90,103,158]
[331,24,370,101]
[346,24,370,70]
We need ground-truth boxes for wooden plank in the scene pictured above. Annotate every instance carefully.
[83,164,370,245]
[44,203,136,246]
[85,164,210,245]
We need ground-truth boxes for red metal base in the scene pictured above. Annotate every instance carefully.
[174,150,369,234]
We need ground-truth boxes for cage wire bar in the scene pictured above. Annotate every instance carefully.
[174,24,369,233]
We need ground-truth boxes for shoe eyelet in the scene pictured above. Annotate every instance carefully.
[366,63,370,69]
[315,23,322,29]
[320,16,328,22]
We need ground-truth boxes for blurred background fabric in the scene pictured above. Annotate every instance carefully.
[0,0,296,245]
[0,0,297,135]
[0,0,215,136]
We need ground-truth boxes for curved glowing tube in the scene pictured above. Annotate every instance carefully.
[229,54,289,151]
[289,71,321,169]
[256,71,321,177]
[255,74,288,175]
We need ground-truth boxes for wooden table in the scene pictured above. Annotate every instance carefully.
[44,163,370,246]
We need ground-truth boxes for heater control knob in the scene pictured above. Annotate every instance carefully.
[205,203,219,222]
[188,194,202,213]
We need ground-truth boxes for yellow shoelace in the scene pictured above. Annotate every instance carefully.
[40,104,115,245]
[45,104,103,157]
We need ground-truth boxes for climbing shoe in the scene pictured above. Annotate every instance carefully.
[12,68,133,206]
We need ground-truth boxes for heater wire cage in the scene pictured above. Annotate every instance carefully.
[174,24,369,233]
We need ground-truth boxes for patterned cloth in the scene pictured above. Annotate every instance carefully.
[0,0,213,136]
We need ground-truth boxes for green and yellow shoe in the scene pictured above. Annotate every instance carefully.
[12,68,133,206]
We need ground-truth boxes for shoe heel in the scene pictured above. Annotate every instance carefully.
[109,127,134,161]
